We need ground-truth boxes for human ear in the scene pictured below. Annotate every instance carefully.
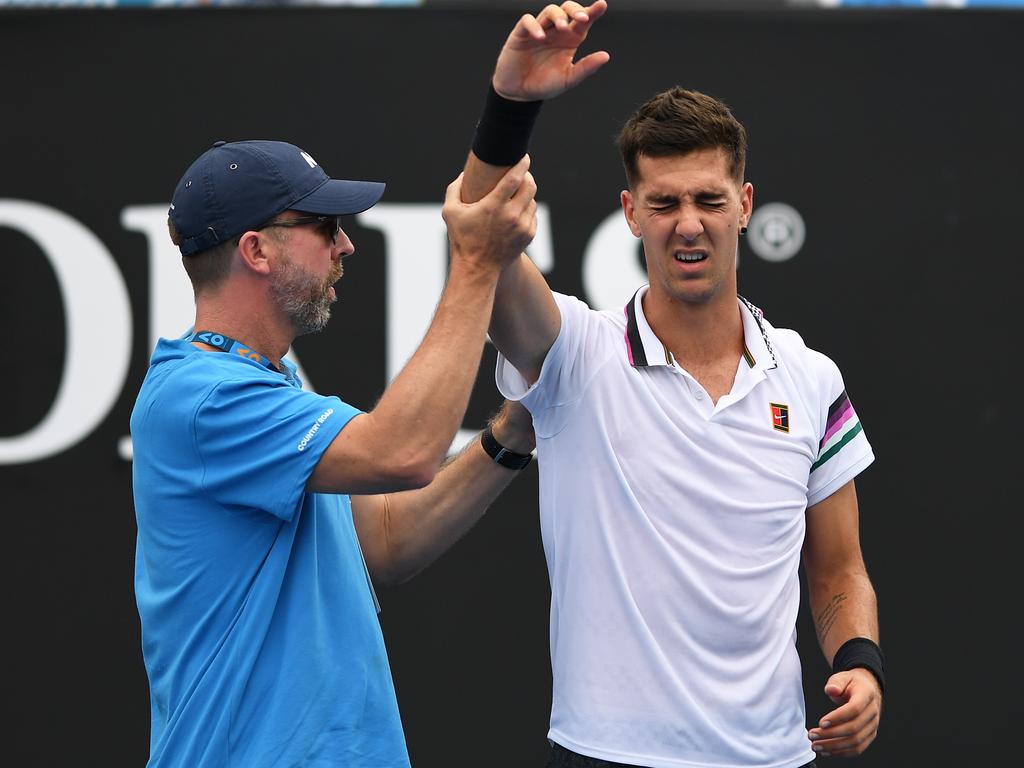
[236,231,272,276]
[621,189,642,238]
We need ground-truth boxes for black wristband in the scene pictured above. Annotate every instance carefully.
[832,637,886,695]
[480,425,533,470]
[471,83,543,167]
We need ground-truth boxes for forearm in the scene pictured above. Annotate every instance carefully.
[364,262,498,477]
[808,566,879,664]
[464,103,559,378]
[803,481,884,753]
[462,150,517,204]
[364,428,532,585]
[806,566,884,756]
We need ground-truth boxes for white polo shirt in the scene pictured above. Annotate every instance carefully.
[496,288,873,768]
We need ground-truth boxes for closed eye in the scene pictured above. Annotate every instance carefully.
[646,199,678,213]
[698,198,727,209]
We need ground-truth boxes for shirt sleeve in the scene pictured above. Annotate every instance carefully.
[193,377,361,520]
[806,358,874,508]
[495,292,612,438]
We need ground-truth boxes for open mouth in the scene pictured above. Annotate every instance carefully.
[675,251,708,263]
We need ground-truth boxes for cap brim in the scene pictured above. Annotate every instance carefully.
[292,177,386,216]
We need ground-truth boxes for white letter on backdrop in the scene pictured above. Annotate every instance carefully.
[0,201,132,464]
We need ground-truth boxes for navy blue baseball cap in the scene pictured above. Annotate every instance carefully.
[169,140,385,256]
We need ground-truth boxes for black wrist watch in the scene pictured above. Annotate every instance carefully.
[480,425,533,470]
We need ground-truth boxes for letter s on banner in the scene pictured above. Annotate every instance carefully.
[0,200,132,464]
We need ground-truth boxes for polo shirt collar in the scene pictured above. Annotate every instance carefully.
[622,286,778,371]
[737,295,778,372]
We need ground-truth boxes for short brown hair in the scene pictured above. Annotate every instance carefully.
[617,87,747,187]
[168,217,235,295]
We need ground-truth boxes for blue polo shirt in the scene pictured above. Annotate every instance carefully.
[131,337,409,768]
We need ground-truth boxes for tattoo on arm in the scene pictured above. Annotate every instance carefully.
[815,592,848,646]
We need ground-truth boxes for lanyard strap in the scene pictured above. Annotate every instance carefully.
[189,330,284,375]
[189,330,372,607]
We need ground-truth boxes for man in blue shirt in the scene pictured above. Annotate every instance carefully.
[132,139,539,767]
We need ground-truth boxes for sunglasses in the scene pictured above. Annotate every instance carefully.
[260,215,343,245]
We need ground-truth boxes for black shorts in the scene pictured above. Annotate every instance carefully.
[546,742,816,768]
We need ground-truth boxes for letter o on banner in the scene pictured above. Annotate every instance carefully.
[583,209,648,312]
[0,200,132,464]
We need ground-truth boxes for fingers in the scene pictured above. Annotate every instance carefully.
[535,4,568,32]
[509,172,539,242]
[512,13,545,42]
[819,700,860,728]
[542,2,605,31]
[536,2,599,33]
[560,2,589,25]
[819,682,881,730]
[567,1,607,31]
[524,195,539,241]
[808,671,882,758]
[441,173,466,225]
[454,155,533,214]
[585,0,609,21]
[491,154,533,201]
[823,670,852,704]
[808,705,880,757]
[810,713,879,753]
[510,171,538,209]
[817,676,866,727]
[814,696,870,733]
[566,50,611,88]
[444,172,465,203]
[444,155,537,269]
[514,0,607,42]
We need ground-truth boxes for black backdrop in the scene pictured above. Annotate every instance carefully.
[1,7,1017,767]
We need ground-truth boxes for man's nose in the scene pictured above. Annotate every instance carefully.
[675,204,704,241]
[334,228,355,259]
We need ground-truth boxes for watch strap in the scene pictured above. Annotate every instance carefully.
[480,426,533,470]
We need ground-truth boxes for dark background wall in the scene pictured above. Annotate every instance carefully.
[1,7,1016,766]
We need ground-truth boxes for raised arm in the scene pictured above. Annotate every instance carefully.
[462,0,610,201]
[802,479,884,758]
[463,1,610,383]
[351,400,535,586]
[309,161,537,495]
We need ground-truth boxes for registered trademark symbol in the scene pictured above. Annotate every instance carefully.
[748,203,806,263]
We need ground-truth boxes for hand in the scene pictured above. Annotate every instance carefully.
[442,155,538,271]
[488,400,535,455]
[493,1,610,102]
[807,668,883,758]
